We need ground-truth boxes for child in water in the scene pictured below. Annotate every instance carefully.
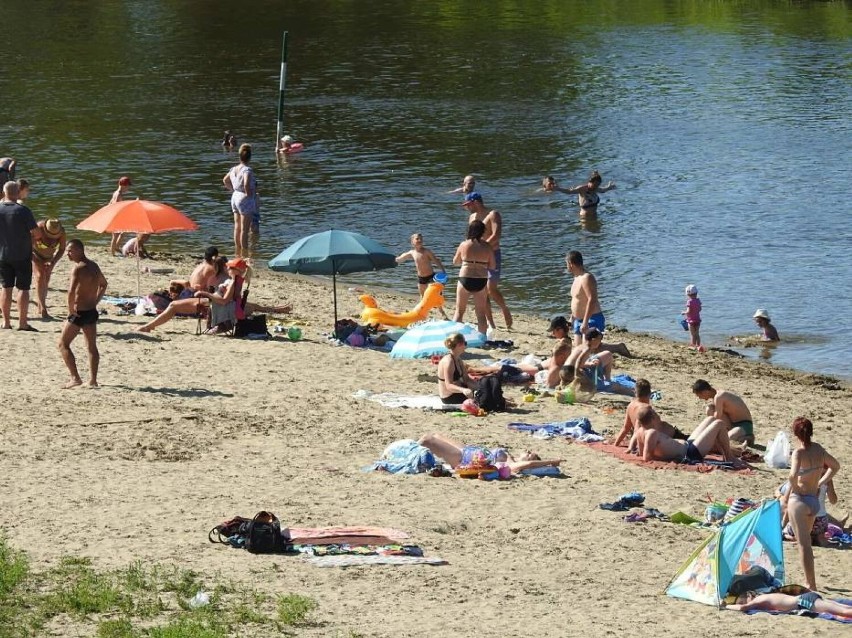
[682,284,702,350]
[222,131,237,148]
[539,176,556,192]
[396,233,449,319]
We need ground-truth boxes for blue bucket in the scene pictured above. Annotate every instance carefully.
[433,271,448,284]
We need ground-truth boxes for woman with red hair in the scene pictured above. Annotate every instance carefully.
[784,417,839,591]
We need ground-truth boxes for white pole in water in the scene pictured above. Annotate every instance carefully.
[275,31,289,153]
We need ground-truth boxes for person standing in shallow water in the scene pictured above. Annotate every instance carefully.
[58,239,108,389]
[223,143,257,258]
[109,176,132,256]
[552,170,616,218]
[463,192,513,330]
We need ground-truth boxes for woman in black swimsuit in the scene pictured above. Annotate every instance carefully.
[452,220,495,336]
[437,333,475,404]
[552,170,616,218]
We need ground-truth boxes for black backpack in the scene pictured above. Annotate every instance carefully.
[244,511,284,554]
[474,376,507,412]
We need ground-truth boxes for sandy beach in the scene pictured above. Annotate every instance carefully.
[1,246,849,637]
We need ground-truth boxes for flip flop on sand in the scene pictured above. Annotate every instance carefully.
[17,325,38,332]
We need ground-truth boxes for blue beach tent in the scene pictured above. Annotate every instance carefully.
[665,499,784,607]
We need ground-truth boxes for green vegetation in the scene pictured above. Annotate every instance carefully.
[0,534,330,637]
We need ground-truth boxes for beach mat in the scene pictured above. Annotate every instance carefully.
[353,390,459,411]
[303,554,447,568]
[744,598,852,624]
[582,442,754,474]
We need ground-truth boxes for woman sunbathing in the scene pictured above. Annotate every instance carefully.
[417,433,564,474]
[137,258,292,333]
[726,591,852,617]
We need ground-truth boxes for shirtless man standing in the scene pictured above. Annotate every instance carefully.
[692,379,755,445]
[58,240,107,388]
[566,251,603,348]
[635,405,734,463]
[464,192,512,329]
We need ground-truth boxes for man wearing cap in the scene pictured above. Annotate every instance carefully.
[109,176,132,256]
[0,181,41,331]
[59,239,108,388]
[464,192,513,330]
[32,218,67,318]
[752,309,779,342]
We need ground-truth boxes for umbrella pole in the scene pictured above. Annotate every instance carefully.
[332,264,338,339]
[136,248,142,300]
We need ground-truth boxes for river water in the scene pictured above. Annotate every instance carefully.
[2,0,850,378]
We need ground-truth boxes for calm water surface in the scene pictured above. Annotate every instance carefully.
[3,0,850,377]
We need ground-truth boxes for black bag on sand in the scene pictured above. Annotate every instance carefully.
[244,511,284,554]
[208,516,252,544]
[474,376,507,412]
[234,314,268,338]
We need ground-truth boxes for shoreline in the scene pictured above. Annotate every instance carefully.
[1,245,849,636]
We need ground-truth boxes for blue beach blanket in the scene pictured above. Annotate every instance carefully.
[745,598,852,624]
[508,418,603,442]
[363,439,437,474]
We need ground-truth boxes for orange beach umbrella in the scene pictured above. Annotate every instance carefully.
[77,199,199,298]
[77,199,198,234]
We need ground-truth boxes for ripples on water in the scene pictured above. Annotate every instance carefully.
[2,0,850,378]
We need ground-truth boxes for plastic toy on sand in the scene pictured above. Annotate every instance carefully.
[287,326,303,341]
[360,282,445,328]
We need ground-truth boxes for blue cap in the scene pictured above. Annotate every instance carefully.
[462,192,483,205]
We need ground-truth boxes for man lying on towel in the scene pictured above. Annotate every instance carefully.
[634,405,734,463]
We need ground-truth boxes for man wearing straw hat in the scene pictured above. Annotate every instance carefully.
[32,218,67,318]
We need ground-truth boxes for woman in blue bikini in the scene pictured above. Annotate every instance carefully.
[784,416,840,591]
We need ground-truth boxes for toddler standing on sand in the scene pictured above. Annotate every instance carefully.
[396,233,449,319]
[682,284,702,350]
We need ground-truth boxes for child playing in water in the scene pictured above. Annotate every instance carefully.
[682,284,702,350]
[277,135,293,153]
[396,233,448,319]
[539,176,556,192]
[121,233,151,258]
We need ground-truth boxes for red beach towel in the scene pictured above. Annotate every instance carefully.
[582,442,754,474]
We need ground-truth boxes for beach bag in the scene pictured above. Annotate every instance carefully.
[764,431,791,469]
[234,314,268,338]
[474,376,506,412]
[208,515,252,544]
[244,511,284,554]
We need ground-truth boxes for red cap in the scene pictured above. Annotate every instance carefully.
[226,258,248,270]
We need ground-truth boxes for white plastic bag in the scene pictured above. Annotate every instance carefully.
[764,431,791,469]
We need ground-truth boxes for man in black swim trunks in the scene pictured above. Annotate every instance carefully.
[634,405,734,463]
[58,239,107,389]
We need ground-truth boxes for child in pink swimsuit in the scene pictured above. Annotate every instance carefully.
[682,284,702,349]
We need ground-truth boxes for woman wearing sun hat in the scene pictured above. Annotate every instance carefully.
[31,218,66,318]
[137,258,291,333]
[752,309,779,342]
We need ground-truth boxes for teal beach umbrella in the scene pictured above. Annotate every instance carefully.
[268,229,397,336]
